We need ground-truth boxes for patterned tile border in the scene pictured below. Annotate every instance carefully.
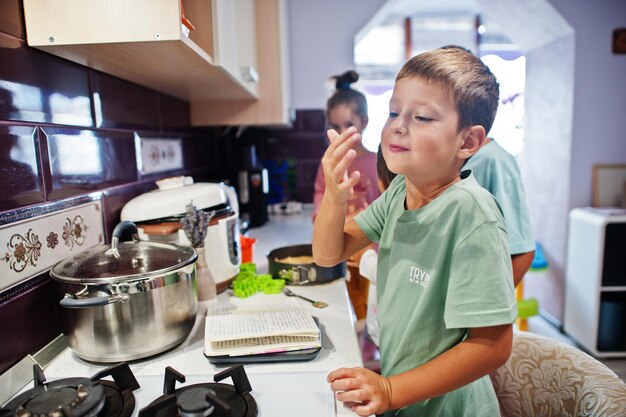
[0,195,104,292]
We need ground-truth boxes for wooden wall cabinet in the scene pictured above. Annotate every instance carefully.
[22,0,290,126]
[191,0,290,126]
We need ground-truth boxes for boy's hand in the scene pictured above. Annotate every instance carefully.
[327,367,393,416]
[321,127,362,206]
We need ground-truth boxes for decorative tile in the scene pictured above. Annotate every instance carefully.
[0,199,104,291]
[0,125,45,211]
[135,133,183,175]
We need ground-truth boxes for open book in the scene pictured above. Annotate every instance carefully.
[204,302,321,357]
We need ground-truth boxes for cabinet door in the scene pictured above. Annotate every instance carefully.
[192,0,290,126]
[211,0,258,94]
[23,0,257,102]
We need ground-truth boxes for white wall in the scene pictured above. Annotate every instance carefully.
[551,0,626,209]
[287,0,386,110]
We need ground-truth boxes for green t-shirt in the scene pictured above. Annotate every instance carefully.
[464,140,535,255]
[355,171,517,417]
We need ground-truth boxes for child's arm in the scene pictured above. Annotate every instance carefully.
[512,250,535,287]
[313,127,371,266]
[328,323,513,416]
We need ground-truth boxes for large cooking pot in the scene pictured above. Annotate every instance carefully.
[50,221,198,362]
[267,244,345,285]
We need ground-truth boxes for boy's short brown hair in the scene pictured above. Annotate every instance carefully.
[396,48,499,134]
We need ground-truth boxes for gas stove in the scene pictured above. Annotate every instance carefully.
[0,363,139,417]
[138,365,257,417]
[1,362,336,417]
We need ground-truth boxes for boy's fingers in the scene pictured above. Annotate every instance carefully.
[331,132,361,161]
[326,127,359,159]
[335,172,360,199]
[326,128,340,143]
[351,402,377,417]
[337,388,367,403]
[331,149,357,182]
[327,367,356,382]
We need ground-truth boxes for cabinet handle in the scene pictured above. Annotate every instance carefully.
[241,66,259,83]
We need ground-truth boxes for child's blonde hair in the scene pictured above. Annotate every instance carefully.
[397,47,499,134]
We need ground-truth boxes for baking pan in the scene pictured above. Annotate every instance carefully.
[267,244,345,285]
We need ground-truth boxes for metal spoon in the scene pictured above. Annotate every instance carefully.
[282,287,328,308]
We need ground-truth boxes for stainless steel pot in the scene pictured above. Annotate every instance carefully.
[50,221,198,362]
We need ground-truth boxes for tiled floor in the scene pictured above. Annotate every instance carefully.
[527,315,626,381]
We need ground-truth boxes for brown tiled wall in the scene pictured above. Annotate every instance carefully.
[0,1,231,373]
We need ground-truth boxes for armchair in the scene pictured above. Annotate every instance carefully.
[490,331,626,417]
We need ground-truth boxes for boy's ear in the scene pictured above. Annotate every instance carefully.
[458,125,485,159]
[362,115,369,130]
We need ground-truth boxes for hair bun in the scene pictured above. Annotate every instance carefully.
[335,70,359,90]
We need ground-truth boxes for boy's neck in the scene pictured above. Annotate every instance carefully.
[404,174,461,210]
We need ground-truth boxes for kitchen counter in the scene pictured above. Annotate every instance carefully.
[38,206,363,416]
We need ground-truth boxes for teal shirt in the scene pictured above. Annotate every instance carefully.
[355,171,517,417]
[465,140,535,255]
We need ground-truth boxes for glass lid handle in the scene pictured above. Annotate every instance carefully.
[105,221,139,258]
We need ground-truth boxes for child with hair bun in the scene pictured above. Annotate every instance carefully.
[312,70,380,322]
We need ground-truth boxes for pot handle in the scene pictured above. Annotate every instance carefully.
[60,293,130,308]
[279,265,317,285]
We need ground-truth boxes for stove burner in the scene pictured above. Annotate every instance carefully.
[97,380,136,417]
[176,387,216,417]
[1,364,139,417]
[138,365,257,417]
[8,378,104,417]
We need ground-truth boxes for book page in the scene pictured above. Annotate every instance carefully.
[206,300,302,317]
[206,334,321,357]
[205,310,319,342]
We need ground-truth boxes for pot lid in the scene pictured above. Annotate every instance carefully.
[120,176,228,223]
[50,240,197,284]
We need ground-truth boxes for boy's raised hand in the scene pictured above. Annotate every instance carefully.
[321,127,362,206]
[327,367,393,416]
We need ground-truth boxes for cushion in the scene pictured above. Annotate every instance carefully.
[490,331,626,417]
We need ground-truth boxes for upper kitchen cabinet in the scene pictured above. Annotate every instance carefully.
[191,0,290,126]
[24,0,260,106]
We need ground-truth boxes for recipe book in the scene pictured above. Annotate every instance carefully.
[204,302,321,358]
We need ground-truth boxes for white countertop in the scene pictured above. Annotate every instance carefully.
[41,207,363,416]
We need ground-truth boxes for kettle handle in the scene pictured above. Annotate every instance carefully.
[220,182,239,215]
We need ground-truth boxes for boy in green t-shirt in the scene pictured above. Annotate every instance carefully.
[313,47,517,416]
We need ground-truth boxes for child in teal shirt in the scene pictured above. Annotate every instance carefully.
[313,47,517,416]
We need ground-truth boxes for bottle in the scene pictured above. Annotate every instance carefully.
[195,247,217,302]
